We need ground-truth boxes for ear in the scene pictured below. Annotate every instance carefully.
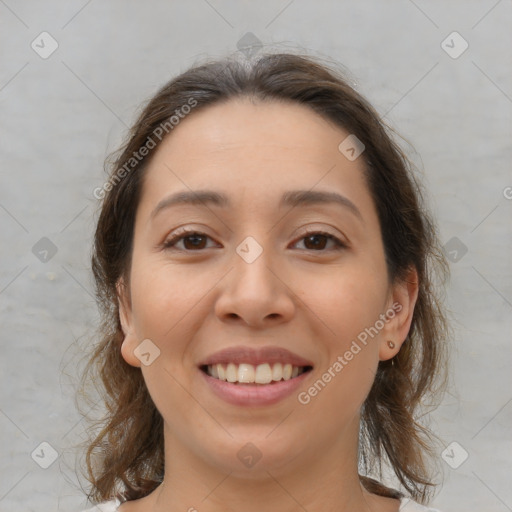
[379,266,419,361]
[117,278,142,368]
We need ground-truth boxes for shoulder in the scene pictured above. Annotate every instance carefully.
[400,497,442,511]
[80,499,120,512]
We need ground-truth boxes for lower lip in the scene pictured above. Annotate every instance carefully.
[200,368,312,406]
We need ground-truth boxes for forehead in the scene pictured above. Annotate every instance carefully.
[158,98,348,165]
[138,98,373,217]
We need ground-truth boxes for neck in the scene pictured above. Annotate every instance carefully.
[142,420,395,512]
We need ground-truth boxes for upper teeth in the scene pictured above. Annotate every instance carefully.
[206,363,303,384]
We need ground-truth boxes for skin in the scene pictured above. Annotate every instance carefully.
[117,98,419,512]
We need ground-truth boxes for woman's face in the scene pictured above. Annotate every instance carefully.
[119,98,418,478]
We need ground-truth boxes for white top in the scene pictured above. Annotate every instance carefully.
[81,497,441,511]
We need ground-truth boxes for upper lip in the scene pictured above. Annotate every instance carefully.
[198,345,314,368]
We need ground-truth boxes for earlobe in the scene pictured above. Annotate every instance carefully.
[116,279,142,368]
[120,335,142,368]
[379,267,419,361]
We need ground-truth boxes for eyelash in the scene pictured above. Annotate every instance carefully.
[162,228,347,252]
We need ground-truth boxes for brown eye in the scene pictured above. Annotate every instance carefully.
[181,233,208,250]
[303,234,329,250]
[163,231,217,251]
[293,231,346,251]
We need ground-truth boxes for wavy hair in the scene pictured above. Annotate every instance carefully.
[76,51,449,506]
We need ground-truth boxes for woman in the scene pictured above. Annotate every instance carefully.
[77,51,449,511]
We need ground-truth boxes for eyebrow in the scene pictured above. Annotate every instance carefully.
[150,189,363,222]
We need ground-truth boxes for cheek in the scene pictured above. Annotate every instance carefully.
[296,269,385,418]
[297,260,389,343]
[128,260,205,344]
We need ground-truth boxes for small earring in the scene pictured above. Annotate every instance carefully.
[387,340,395,349]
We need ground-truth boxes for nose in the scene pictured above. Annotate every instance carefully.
[214,242,296,329]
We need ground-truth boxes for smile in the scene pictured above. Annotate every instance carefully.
[201,362,312,384]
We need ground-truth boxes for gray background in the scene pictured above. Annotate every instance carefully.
[1,1,511,511]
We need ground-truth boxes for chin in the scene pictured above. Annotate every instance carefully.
[201,435,304,478]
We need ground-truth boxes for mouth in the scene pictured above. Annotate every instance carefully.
[197,345,314,405]
[200,363,313,384]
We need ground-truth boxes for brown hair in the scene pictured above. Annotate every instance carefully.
[77,51,449,505]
